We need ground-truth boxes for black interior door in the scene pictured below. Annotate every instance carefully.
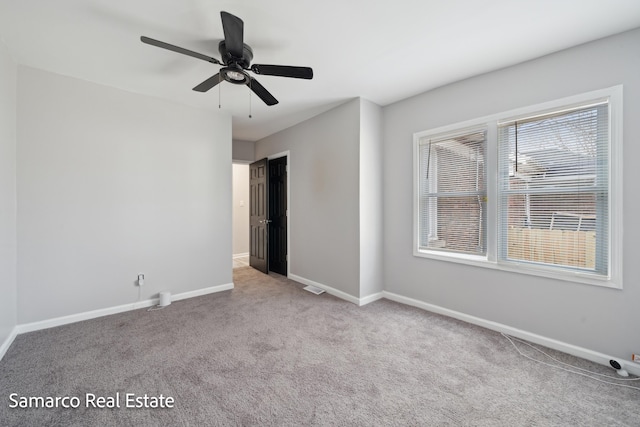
[249,158,268,273]
[269,156,287,275]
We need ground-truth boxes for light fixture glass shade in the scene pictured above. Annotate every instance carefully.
[227,70,245,81]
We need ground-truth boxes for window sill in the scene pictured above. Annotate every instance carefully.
[413,249,621,290]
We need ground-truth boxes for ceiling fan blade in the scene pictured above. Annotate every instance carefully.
[193,73,222,92]
[141,36,221,65]
[250,64,313,80]
[220,11,244,58]
[247,77,278,106]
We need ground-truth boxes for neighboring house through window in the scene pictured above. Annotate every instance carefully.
[418,127,487,256]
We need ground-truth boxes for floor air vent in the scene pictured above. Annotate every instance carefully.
[303,285,325,295]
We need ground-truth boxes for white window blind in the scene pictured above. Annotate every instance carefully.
[497,102,609,275]
[418,128,487,255]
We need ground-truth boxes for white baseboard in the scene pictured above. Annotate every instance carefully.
[16,300,157,334]
[233,252,249,259]
[171,282,234,302]
[15,283,234,336]
[0,326,18,361]
[382,290,640,377]
[359,292,384,306]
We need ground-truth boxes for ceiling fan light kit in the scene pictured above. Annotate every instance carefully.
[141,11,313,107]
[221,67,249,84]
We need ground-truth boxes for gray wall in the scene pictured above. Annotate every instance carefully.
[256,99,361,297]
[0,42,17,346]
[383,28,640,359]
[17,66,232,323]
[232,163,250,255]
[359,99,384,298]
[232,139,255,162]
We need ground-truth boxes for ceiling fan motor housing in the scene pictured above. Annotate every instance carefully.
[218,40,253,68]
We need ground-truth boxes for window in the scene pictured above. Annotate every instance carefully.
[417,128,487,256]
[413,86,622,288]
[497,103,609,275]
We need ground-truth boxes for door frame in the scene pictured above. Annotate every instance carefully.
[267,150,291,277]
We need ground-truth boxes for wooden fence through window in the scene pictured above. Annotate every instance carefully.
[507,227,596,269]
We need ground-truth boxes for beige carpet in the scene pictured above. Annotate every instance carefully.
[1,267,638,426]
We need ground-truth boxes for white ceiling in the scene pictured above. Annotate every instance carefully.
[1,1,640,141]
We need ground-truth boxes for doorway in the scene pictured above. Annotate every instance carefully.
[232,163,250,269]
[249,155,288,275]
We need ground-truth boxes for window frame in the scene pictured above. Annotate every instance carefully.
[413,86,623,289]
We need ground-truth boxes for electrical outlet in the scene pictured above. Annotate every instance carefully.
[632,354,640,364]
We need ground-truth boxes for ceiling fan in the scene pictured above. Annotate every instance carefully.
[141,11,313,106]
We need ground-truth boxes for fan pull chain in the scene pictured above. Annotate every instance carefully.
[249,79,252,118]
[218,74,221,109]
